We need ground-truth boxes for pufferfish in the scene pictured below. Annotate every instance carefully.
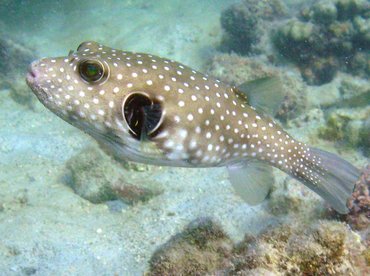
[26,41,360,214]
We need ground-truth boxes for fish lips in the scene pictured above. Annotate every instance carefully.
[26,60,50,103]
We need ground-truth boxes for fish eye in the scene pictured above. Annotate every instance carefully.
[123,92,163,140]
[78,60,105,83]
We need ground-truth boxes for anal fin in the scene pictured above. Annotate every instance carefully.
[227,161,274,205]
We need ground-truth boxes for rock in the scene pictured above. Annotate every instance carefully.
[148,219,367,275]
[149,218,233,275]
[111,182,161,205]
[229,220,366,275]
[65,146,162,204]
[0,36,36,77]
[0,35,38,108]
[318,107,370,149]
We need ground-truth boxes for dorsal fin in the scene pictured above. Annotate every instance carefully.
[236,76,285,116]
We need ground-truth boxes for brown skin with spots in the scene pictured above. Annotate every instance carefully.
[26,41,360,214]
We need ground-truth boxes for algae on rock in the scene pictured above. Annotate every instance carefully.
[148,219,367,275]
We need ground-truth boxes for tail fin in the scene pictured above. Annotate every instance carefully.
[291,147,360,214]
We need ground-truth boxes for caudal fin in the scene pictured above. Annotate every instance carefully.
[291,147,360,214]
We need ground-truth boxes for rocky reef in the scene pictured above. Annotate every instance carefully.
[220,0,286,55]
[274,0,370,85]
[148,218,368,275]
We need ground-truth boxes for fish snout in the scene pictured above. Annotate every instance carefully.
[26,60,42,85]
[26,60,51,102]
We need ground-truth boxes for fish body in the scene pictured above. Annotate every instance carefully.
[26,41,360,213]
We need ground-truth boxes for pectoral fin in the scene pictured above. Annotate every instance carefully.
[227,161,274,205]
[236,76,285,116]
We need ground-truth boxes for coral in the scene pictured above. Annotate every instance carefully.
[274,0,370,85]
[65,146,161,204]
[206,53,307,121]
[148,218,233,275]
[274,19,317,62]
[220,0,286,55]
[148,219,367,275]
[346,164,370,231]
[335,0,369,20]
[312,0,339,24]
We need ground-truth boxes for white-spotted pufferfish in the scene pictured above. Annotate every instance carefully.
[26,41,360,214]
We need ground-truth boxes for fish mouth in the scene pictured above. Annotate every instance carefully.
[25,61,50,103]
[26,71,37,88]
[25,61,39,88]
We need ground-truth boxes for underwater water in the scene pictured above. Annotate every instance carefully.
[0,0,369,275]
